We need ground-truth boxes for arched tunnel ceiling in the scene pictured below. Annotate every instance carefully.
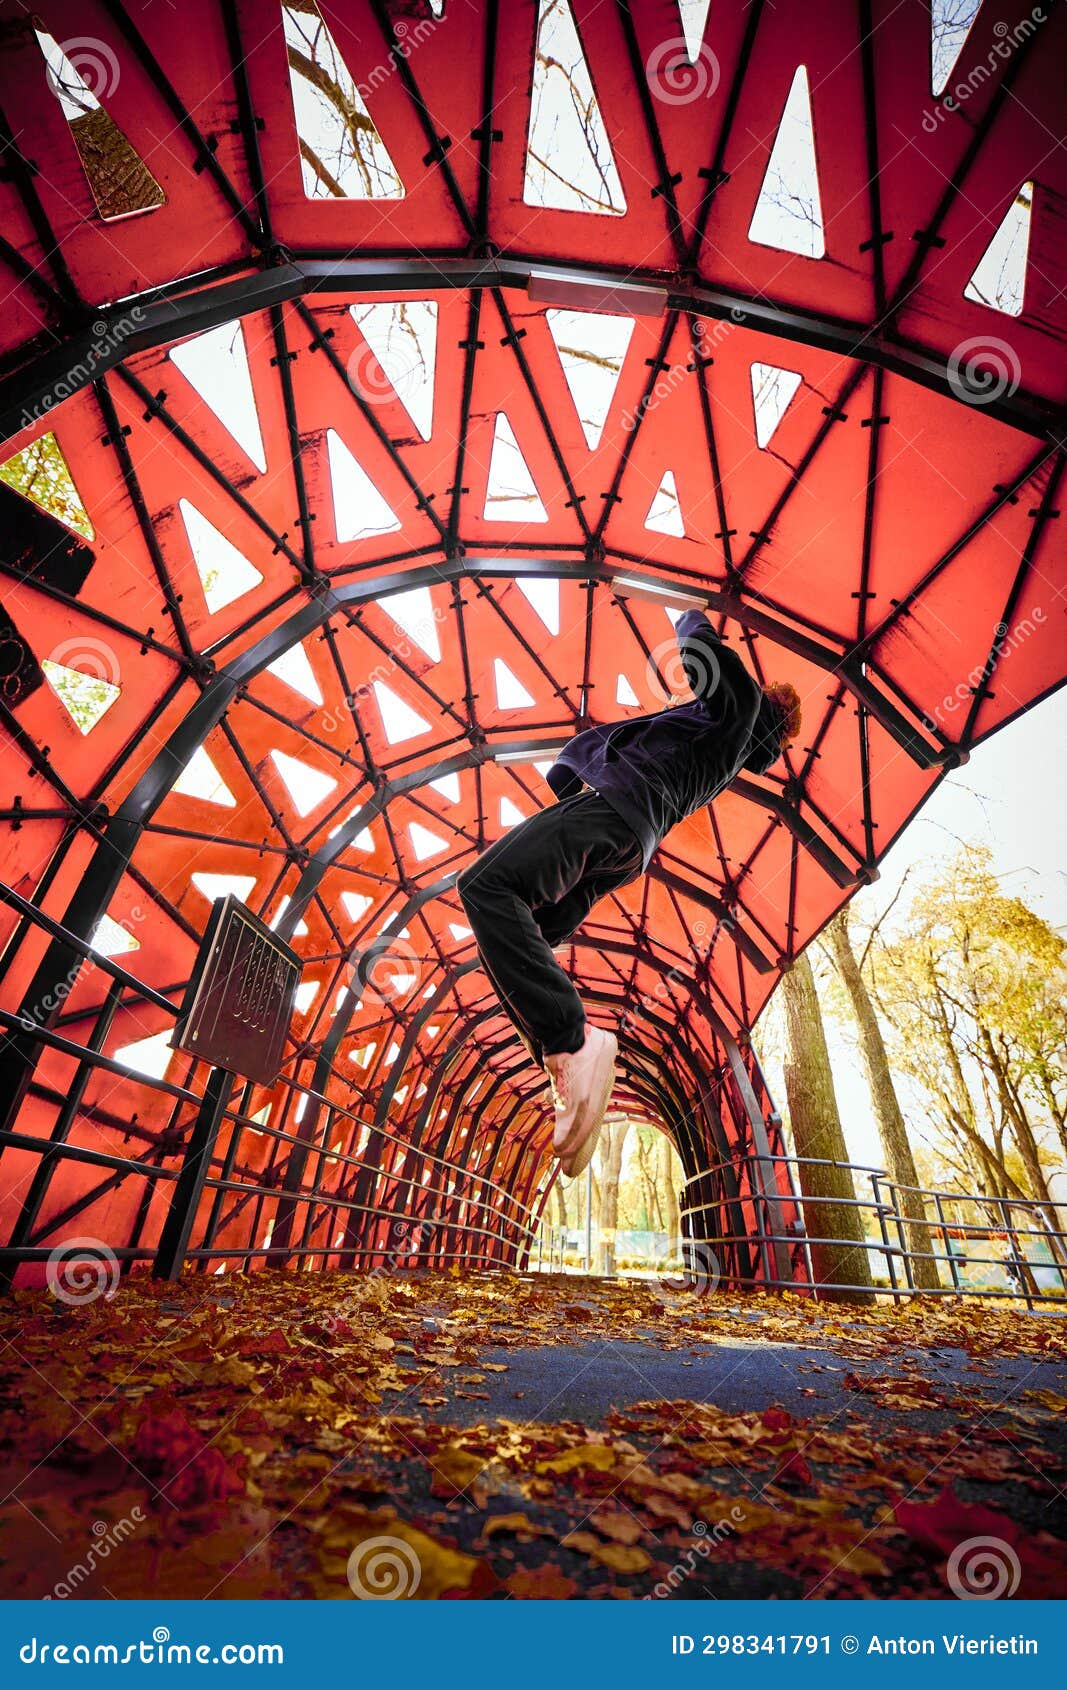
[0,0,1064,1184]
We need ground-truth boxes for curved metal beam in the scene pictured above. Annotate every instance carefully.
[3,254,1062,447]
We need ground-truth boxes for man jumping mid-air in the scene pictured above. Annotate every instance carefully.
[457,608,801,1180]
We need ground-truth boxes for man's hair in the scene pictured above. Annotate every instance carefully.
[743,682,802,774]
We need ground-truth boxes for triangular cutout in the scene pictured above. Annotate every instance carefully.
[931,0,983,96]
[645,470,684,536]
[382,586,441,661]
[524,0,626,215]
[410,823,448,861]
[494,660,536,710]
[0,433,94,538]
[90,914,140,957]
[282,2,404,199]
[179,499,264,613]
[351,1041,377,1069]
[266,641,322,704]
[484,414,548,523]
[270,749,338,817]
[270,895,308,937]
[170,322,266,472]
[429,772,461,802]
[349,301,437,439]
[372,681,430,743]
[546,310,634,448]
[750,362,803,449]
[114,1029,172,1081]
[190,872,256,904]
[294,980,319,1014]
[616,673,640,706]
[964,181,1033,317]
[173,745,236,807]
[341,890,373,923]
[326,430,402,542]
[500,797,526,828]
[35,29,165,221]
[516,577,560,634]
[748,66,825,259]
[41,659,120,735]
[677,0,713,62]
[449,922,473,940]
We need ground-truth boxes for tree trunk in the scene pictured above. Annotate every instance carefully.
[597,1118,628,1275]
[780,952,875,1302]
[660,1132,680,1261]
[827,913,940,1290]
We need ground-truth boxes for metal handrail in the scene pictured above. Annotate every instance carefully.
[681,1152,1067,1307]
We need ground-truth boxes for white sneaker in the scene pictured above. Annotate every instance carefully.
[545,1025,618,1179]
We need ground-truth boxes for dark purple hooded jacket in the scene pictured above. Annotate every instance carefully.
[546,610,772,870]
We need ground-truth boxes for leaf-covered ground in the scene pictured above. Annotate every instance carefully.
[1,1272,1064,1600]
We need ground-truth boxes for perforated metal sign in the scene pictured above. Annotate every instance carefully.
[173,896,301,1085]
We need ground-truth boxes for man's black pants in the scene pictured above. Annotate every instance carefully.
[456,792,643,1067]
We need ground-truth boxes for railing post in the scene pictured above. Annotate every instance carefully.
[153,1067,235,1281]
[998,1198,1037,1310]
[934,1193,962,1294]
[870,1173,902,1302]
[724,1036,792,1286]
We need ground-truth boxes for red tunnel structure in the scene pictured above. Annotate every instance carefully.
[0,0,1063,1288]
